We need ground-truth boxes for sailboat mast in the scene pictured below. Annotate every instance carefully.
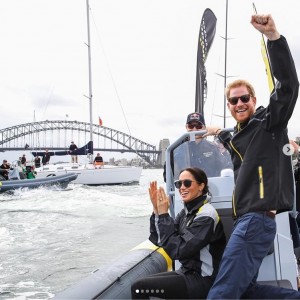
[86,0,93,161]
[223,0,228,128]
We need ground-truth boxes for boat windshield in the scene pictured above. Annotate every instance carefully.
[172,137,233,180]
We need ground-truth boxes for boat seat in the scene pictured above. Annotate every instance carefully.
[216,207,275,255]
[217,208,233,243]
[8,168,21,180]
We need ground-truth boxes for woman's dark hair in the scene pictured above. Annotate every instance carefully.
[179,167,209,195]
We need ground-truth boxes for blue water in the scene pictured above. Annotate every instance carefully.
[0,169,164,299]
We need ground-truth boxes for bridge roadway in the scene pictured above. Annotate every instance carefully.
[0,120,162,166]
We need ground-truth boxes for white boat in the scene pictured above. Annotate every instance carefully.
[33,0,143,185]
[35,162,142,185]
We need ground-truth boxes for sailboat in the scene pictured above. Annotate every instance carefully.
[34,160,142,185]
[34,1,142,185]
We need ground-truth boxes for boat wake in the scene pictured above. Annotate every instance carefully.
[0,209,83,218]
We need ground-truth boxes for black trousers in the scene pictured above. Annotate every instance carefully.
[131,270,212,299]
[131,271,188,299]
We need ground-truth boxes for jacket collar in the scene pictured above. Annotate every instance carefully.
[234,106,264,132]
[185,194,208,214]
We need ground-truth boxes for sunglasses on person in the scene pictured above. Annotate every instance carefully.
[227,94,251,105]
[174,179,199,189]
[187,123,204,130]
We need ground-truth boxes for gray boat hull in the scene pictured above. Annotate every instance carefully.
[0,173,77,192]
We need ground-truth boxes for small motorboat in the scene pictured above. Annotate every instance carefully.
[0,172,78,193]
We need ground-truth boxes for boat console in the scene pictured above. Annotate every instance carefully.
[165,130,299,290]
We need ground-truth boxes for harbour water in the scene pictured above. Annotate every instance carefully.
[0,168,165,299]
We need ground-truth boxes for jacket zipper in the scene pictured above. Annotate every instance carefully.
[229,141,243,162]
[232,191,237,217]
[258,166,264,199]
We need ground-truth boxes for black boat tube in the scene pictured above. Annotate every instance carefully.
[54,240,172,299]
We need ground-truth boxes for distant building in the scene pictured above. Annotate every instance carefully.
[156,139,170,167]
[115,158,128,166]
[131,156,147,167]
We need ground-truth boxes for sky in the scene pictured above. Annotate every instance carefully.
[0,0,300,162]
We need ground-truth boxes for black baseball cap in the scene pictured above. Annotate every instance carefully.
[186,112,205,125]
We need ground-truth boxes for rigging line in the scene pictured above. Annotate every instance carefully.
[209,74,220,126]
[89,9,133,138]
[41,84,55,120]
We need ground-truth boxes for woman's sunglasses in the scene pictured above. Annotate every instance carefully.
[187,123,204,130]
[228,94,251,105]
[174,179,198,189]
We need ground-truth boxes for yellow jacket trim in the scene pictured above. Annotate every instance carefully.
[232,191,237,217]
[229,141,243,162]
[258,166,264,199]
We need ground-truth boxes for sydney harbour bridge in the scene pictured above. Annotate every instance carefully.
[0,120,166,166]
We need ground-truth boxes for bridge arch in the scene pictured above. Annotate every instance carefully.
[0,120,159,165]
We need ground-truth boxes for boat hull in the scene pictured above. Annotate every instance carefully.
[35,164,143,185]
[0,173,78,193]
[54,240,172,299]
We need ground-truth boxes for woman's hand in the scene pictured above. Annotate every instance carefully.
[149,181,158,215]
[157,187,170,215]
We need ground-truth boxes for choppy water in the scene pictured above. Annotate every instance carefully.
[0,169,165,299]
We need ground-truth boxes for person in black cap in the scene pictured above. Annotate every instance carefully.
[185,112,206,126]
[183,112,224,177]
[163,112,224,182]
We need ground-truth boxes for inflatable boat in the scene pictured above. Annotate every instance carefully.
[54,131,300,299]
[0,172,78,193]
